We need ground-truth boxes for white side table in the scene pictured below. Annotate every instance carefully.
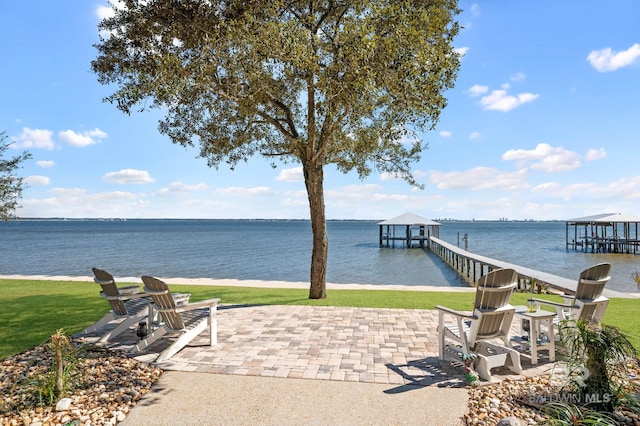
[511,305,556,365]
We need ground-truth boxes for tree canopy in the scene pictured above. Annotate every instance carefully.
[0,131,32,222]
[93,0,461,298]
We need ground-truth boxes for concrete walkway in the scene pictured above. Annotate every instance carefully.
[90,304,555,425]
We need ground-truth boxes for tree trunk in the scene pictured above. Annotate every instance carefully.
[304,161,328,299]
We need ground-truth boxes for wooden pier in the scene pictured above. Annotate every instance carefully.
[427,236,625,297]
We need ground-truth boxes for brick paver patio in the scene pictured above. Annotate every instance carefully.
[90,304,554,388]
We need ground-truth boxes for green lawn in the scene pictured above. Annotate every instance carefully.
[1,278,638,359]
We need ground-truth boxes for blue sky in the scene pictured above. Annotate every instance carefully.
[2,1,640,220]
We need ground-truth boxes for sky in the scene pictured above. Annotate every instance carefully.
[1,1,640,221]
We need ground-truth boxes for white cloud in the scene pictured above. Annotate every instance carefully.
[12,128,55,150]
[50,187,88,197]
[21,188,148,218]
[429,167,529,191]
[59,128,107,147]
[96,3,116,21]
[96,1,127,20]
[327,183,381,198]
[276,167,304,182]
[585,148,607,161]
[510,72,526,82]
[36,160,55,168]
[153,182,209,196]
[215,186,276,196]
[469,4,480,16]
[468,85,489,96]
[439,130,452,138]
[479,90,539,112]
[530,176,640,201]
[96,1,126,38]
[469,131,481,140]
[25,175,50,185]
[103,169,154,184]
[455,47,469,57]
[502,143,581,172]
[532,182,561,193]
[587,43,640,72]
[399,130,420,146]
[280,189,308,207]
[380,172,402,181]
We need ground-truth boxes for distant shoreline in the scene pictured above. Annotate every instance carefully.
[8,217,565,223]
[0,274,476,293]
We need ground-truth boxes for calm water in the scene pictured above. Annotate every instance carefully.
[1,219,639,293]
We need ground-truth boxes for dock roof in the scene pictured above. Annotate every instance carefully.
[566,213,640,223]
[377,212,440,226]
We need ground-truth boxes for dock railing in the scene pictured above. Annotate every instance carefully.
[428,236,624,297]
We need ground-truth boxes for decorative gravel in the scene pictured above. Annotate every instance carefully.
[2,339,639,425]
[0,339,161,426]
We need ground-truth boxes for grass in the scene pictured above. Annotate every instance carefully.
[1,278,638,360]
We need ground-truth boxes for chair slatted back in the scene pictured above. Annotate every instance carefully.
[474,268,518,309]
[472,268,517,340]
[92,267,128,316]
[574,263,611,302]
[141,276,185,331]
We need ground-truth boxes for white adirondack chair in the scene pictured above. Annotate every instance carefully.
[531,263,611,325]
[81,268,150,343]
[131,276,220,363]
[437,268,522,381]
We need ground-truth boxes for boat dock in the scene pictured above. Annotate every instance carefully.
[378,212,441,249]
[566,213,640,254]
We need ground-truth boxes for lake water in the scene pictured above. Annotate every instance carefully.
[1,219,639,293]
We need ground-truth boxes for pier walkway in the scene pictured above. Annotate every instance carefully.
[428,236,631,298]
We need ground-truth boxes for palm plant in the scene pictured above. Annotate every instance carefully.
[543,402,619,425]
[559,319,638,412]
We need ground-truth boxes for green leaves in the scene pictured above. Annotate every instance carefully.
[0,131,32,222]
[92,0,461,178]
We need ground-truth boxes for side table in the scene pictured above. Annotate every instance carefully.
[510,305,556,365]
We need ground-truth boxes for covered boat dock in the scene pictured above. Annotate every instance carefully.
[378,212,440,248]
[566,213,640,254]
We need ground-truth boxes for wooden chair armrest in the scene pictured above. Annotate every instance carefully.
[176,298,220,312]
[101,291,149,301]
[117,285,141,295]
[435,305,475,319]
[529,297,571,309]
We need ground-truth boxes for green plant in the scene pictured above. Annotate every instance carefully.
[631,270,640,291]
[543,401,620,425]
[31,329,78,405]
[460,353,479,386]
[559,319,638,412]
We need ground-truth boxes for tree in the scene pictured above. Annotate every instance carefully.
[92,0,461,299]
[0,131,32,222]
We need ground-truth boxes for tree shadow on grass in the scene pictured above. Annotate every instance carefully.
[0,293,107,358]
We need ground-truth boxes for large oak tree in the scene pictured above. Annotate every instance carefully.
[93,0,461,299]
